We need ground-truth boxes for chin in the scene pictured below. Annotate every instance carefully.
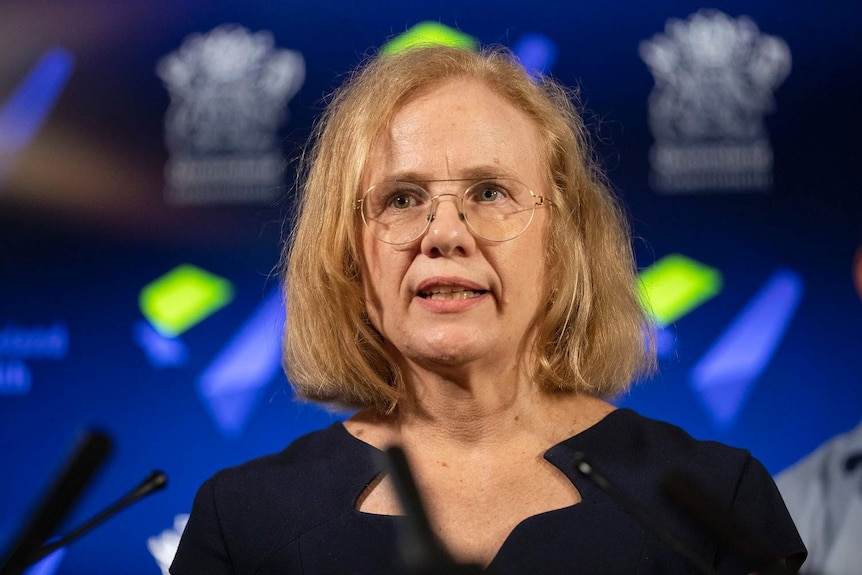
[403,336,496,369]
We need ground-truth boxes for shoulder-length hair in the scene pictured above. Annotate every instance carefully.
[283,44,654,413]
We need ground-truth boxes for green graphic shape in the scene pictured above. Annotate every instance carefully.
[139,264,235,337]
[638,254,723,327]
[381,22,478,55]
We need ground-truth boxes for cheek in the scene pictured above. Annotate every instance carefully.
[493,245,546,307]
[360,240,386,333]
[362,239,389,285]
[513,228,548,286]
[361,240,383,302]
[359,235,379,304]
[361,239,410,307]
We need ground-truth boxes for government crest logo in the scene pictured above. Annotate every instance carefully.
[640,10,791,193]
[147,513,189,575]
[157,25,305,204]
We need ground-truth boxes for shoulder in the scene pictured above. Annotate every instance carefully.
[172,422,377,573]
[205,421,378,523]
[209,421,369,491]
[587,408,752,475]
[178,422,381,571]
[570,409,806,572]
[559,408,763,522]
[595,409,782,526]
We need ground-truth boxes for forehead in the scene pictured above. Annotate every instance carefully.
[363,78,546,187]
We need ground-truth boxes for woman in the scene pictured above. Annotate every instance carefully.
[171,46,805,574]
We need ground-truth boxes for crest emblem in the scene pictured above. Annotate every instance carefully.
[640,10,791,192]
[147,513,190,574]
[157,25,305,204]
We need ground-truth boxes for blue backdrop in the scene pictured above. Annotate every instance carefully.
[1,1,860,573]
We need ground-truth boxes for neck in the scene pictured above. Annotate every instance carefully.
[387,358,609,451]
[400,365,532,446]
[346,356,615,458]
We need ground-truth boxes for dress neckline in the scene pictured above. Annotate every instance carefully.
[334,406,628,464]
[332,408,633,569]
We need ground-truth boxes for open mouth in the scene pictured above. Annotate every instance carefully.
[418,287,488,301]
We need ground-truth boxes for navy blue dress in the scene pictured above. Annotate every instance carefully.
[170,409,806,574]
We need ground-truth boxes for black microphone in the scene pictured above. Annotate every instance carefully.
[384,446,483,575]
[26,470,168,565]
[571,452,718,575]
[0,430,112,575]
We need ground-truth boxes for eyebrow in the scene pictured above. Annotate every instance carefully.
[382,165,520,183]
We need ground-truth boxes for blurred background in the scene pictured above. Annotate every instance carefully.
[1,1,860,573]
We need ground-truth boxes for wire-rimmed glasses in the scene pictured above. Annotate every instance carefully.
[356,178,549,245]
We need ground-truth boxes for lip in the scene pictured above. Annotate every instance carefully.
[413,276,490,313]
[415,276,488,294]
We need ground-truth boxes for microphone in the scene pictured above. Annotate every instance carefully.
[384,446,483,575]
[0,431,169,575]
[26,470,168,565]
[572,452,718,575]
[0,430,112,575]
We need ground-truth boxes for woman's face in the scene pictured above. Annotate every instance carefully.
[360,78,550,373]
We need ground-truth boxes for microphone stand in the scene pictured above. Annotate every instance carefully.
[25,471,168,566]
[384,447,483,575]
[0,431,111,575]
[0,431,168,575]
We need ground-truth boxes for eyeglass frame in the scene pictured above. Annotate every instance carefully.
[354,178,551,245]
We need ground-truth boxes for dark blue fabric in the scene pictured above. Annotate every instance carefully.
[171,409,806,574]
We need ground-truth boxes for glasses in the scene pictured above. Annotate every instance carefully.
[356,178,549,245]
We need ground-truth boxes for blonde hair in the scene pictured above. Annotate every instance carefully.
[283,45,654,413]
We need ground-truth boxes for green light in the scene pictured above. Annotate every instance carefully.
[380,22,478,55]
[638,254,723,327]
[139,264,235,337]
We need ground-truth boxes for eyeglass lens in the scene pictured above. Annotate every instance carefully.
[361,179,539,244]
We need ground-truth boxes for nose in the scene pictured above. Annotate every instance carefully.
[420,193,476,257]
[429,193,463,223]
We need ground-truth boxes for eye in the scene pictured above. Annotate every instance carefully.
[389,193,418,209]
[472,182,510,202]
[385,186,427,210]
[367,183,428,217]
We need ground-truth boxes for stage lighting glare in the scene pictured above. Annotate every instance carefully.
[380,21,477,55]
[138,265,234,338]
[691,269,803,429]
[638,254,723,327]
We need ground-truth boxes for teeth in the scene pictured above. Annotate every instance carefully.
[424,288,482,300]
